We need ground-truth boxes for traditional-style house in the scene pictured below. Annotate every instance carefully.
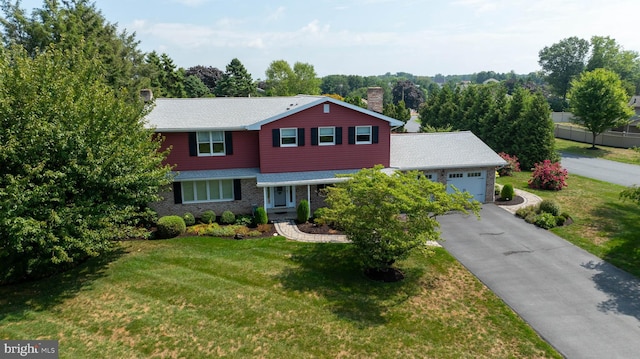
[145,88,505,217]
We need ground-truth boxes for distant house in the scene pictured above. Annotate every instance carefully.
[144,89,505,217]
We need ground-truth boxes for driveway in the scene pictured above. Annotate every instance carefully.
[561,153,640,186]
[438,204,640,359]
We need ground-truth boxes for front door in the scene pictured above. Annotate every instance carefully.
[274,186,287,207]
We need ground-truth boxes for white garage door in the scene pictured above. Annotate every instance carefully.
[446,171,486,203]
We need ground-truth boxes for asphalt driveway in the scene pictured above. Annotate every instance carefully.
[438,204,640,359]
[561,152,640,186]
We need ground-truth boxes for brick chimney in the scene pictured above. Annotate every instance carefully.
[140,88,153,102]
[367,87,383,113]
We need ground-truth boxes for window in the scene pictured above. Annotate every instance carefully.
[197,131,225,156]
[280,128,298,147]
[468,172,482,178]
[318,127,335,145]
[448,173,464,179]
[323,104,330,113]
[182,179,234,203]
[356,126,372,144]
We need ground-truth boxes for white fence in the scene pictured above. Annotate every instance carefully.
[554,124,640,148]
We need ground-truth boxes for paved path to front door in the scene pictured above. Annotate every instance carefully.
[438,204,640,359]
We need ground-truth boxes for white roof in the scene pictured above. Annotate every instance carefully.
[390,131,506,170]
[144,96,403,132]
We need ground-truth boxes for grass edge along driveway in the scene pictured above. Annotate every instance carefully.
[1,236,561,358]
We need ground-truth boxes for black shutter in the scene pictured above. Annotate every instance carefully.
[298,128,305,146]
[372,126,379,144]
[311,128,318,146]
[173,182,182,204]
[272,129,280,147]
[336,127,342,144]
[225,131,233,155]
[348,127,355,144]
[233,179,242,200]
[188,132,197,156]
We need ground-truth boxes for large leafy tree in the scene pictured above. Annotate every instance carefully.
[0,45,172,284]
[185,65,223,94]
[264,59,321,96]
[586,36,640,96]
[568,68,634,149]
[323,166,479,280]
[215,58,255,97]
[538,37,590,103]
[0,0,147,94]
[392,80,425,110]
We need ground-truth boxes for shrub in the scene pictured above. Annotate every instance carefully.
[555,215,566,226]
[201,210,216,224]
[220,210,236,224]
[183,212,195,226]
[297,200,310,223]
[500,184,515,201]
[156,215,186,239]
[497,153,521,176]
[534,213,557,229]
[528,160,568,191]
[494,184,501,195]
[516,205,537,219]
[255,207,268,225]
[539,199,561,216]
[235,214,253,226]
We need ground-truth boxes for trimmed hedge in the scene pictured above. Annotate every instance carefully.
[156,215,186,239]
[183,212,195,226]
[221,210,236,224]
[500,184,514,201]
[297,200,310,223]
[201,210,216,224]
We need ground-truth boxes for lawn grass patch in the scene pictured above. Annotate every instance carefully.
[555,138,640,164]
[0,237,560,358]
[497,171,640,277]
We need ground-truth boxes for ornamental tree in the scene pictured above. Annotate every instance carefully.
[322,166,480,280]
[0,45,172,284]
[568,68,634,149]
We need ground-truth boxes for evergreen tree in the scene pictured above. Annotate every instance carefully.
[513,92,556,169]
[215,58,255,97]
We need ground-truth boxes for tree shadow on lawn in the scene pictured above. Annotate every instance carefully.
[0,246,126,322]
[276,243,426,328]
[560,147,613,159]
[582,201,640,321]
[590,201,640,278]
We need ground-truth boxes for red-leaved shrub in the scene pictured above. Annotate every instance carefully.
[497,152,521,177]
[528,160,568,191]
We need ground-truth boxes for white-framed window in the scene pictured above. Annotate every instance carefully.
[182,179,234,203]
[197,131,225,156]
[318,127,335,145]
[356,126,372,144]
[280,128,298,147]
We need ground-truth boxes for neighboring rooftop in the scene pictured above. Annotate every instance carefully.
[390,131,506,170]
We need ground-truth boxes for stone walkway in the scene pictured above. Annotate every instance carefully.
[273,188,541,244]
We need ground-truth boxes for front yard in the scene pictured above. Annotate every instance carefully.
[0,237,560,358]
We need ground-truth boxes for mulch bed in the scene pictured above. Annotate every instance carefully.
[495,195,525,206]
[296,222,342,235]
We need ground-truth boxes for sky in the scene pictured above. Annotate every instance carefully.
[15,0,640,79]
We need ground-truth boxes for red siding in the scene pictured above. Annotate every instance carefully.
[159,131,259,171]
[259,102,392,173]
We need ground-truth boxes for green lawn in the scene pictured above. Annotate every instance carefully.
[0,237,560,358]
[556,138,640,164]
[497,172,640,277]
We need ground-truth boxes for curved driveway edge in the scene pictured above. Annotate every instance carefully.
[438,204,640,359]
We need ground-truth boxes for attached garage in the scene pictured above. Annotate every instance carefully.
[446,170,487,203]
